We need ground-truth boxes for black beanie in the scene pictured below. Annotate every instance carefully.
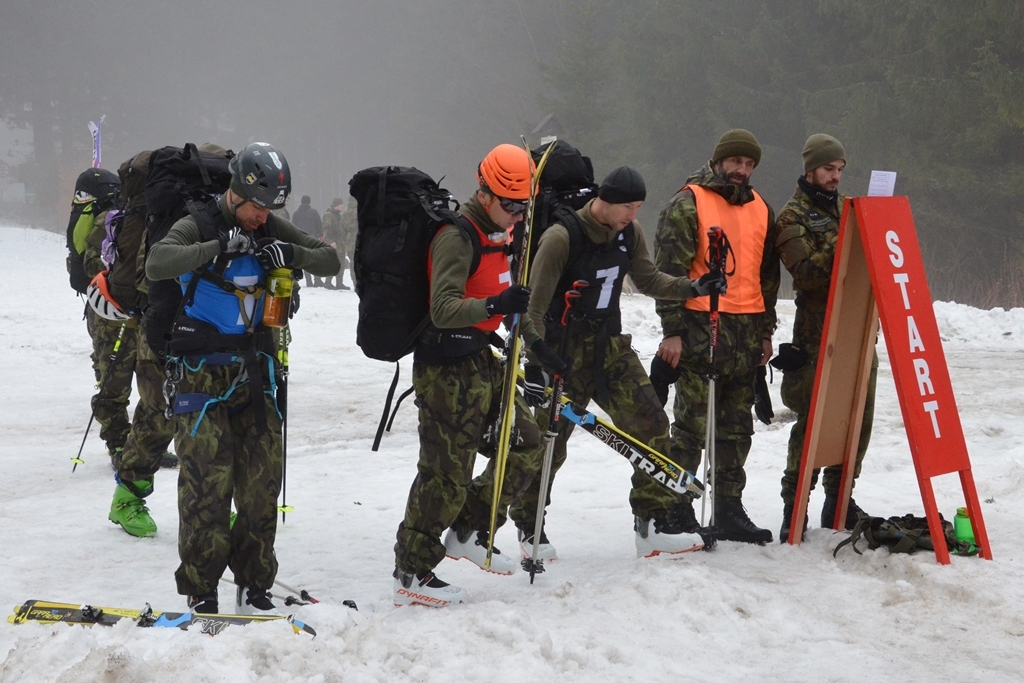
[598,166,646,204]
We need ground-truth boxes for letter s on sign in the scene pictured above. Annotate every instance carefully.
[886,231,904,268]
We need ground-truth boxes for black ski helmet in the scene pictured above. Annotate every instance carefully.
[229,142,291,209]
[73,167,121,210]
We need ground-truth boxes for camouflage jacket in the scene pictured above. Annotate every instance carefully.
[776,182,847,351]
[321,208,343,244]
[339,204,358,241]
[653,163,779,342]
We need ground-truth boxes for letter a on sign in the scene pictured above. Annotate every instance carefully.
[787,196,991,563]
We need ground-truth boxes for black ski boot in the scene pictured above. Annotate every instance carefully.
[714,496,773,544]
[674,497,702,534]
[779,503,808,543]
[821,493,868,530]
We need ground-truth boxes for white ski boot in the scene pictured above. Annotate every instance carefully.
[634,516,708,558]
[443,527,516,575]
[393,569,468,607]
[235,587,282,616]
[518,528,558,562]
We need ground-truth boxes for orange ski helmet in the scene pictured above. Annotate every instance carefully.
[477,144,537,200]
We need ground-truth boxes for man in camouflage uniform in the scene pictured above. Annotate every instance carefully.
[320,197,351,290]
[776,134,875,540]
[105,149,180,540]
[77,174,138,463]
[511,166,720,561]
[337,197,358,290]
[147,142,339,615]
[654,129,780,544]
[393,144,566,607]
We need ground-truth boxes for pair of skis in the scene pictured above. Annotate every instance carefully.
[9,599,317,637]
[484,139,557,569]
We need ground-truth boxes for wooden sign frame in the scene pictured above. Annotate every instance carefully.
[785,196,991,563]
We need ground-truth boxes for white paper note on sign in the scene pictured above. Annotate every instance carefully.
[868,170,897,197]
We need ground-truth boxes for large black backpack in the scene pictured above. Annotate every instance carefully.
[141,143,234,354]
[65,168,120,294]
[511,139,597,275]
[101,150,153,313]
[349,165,485,450]
[348,166,476,363]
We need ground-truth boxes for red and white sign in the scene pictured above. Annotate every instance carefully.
[789,196,990,563]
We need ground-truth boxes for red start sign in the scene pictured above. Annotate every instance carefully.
[860,199,972,477]
[790,196,990,563]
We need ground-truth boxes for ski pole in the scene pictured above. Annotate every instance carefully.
[700,226,731,525]
[277,326,293,523]
[523,280,585,583]
[72,321,128,473]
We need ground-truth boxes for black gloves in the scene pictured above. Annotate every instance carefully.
[649,355,683,407]
[691,270,727,297]
[753,365,774,425]
[530,339,568,374]
[486,284,531,316]
[768,343,808,373]
[523,365,550,408]
[218,227,255,258]
[290,282,301,318]
[255,241,295,271]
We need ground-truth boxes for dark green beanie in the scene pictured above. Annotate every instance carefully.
[712,129,762,166]
[802,134,846,173]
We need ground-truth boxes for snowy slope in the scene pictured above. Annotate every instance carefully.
[1,225,1022,682]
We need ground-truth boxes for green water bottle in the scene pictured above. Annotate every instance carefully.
[954,507,975,545]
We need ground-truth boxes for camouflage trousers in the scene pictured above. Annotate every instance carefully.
[172,354,283,597]
[338,236,354,280]
[395,349,543,577]
[116,331,176,483]
[669,313,766,499]
[508,329,685,531]
[780,349,878,504]
[86,309,138,453]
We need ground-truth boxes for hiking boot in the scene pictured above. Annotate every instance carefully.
[517,527,557,562]
[393,568,468,607]
[443,527,516,575]
[108,480,157,538]
[821,494,868,530]
[714,496,773,544]
[188,590,218,614]
[160,451,179,468]
[779,503,808,543]
[235,587,281,616]
[634,514,709,558]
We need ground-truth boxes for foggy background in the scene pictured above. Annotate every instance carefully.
[1,0,1021,306]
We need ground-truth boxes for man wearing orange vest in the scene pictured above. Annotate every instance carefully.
[393,144,566,607]
[653,129,781,544]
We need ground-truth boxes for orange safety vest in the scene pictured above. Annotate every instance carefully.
[428,217,511,333]
[683,185,768,314]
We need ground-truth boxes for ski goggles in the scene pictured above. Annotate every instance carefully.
[497,196,528,216]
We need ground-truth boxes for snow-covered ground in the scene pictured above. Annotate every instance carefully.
[1,225,1022,682]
